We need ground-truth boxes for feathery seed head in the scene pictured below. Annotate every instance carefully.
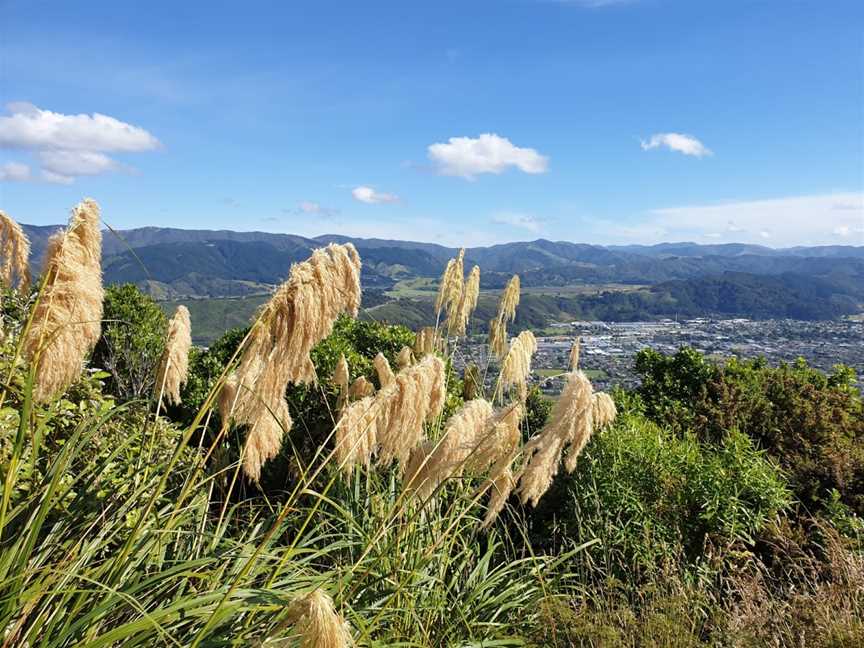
[488,318,508,360]
[569,337,581,371]
[155,305,192,406]
[373,352,394,388]
[221,243,361,482]
[516,370,594,506]
[286,589,354,648]
[333,353,350,393]
[447,264,480,336]
[0,210,31,294]
[23,199,103,402]
[435,248,465,316]
[413,326,439,357]
[395,345,414,369]
[499,330,537,400]
[347,376,375,400]
[497,275,520,324]
[592,391,617,429]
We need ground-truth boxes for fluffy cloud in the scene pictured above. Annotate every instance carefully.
[0,161,31,182]
[491,211,543,233]
[427,133,549,179]
[0,102,160,183]
[0,102,160,152]
[597,193,864,247]
[352,186,399,204]
[640,132,712,157]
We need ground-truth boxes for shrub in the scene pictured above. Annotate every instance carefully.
[525,410,791,582]
[91,283,168,401]
[635,347,864,516]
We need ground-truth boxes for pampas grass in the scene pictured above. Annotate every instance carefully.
[155,305,191,406]
[373,352,394,388]
[499,330,537,400]
[488,274,520,359]
[593,391,617,429]
[23,199,103,403]
[347,376,374,400]
[413,326,439,357]
[0,210,31,294]
[395,345,414,369]
[338,354,446,473]
[569,337,581,371]
[286,589,354,648]
[404,398,495,500]
[447,264,480,336]
[435,249,464,324]
[221,243,362,482]
[516,370,593,507]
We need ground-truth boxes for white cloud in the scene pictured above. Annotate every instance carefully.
[640,132,712,157]
[427,133,549,179]
[0,102,160,152]
[38,150,118,177]
[0,102,160,183]
[351,186,399,204]
[491,211,543,233]
[299,201,323,213]
[0,161,31,182]
[287,200,340,218]
[42,170,74,185]
[634,192,864,246]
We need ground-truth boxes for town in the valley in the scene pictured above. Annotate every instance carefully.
[455,318,864,395]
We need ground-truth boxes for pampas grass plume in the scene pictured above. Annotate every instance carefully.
[593,391,617,429]
[435,248,464,318]
[569,337,581,371]
[413,326,439,357]
[516,370,593,507]
[286,589,354,648]
[499,330,537,400]
[23,199,103,403]
[448,264,480,336]
[373,352,394,388]
[155,305,191,406]
[395,345,413,369]
[0,210,31,294]
[347,376,374,400]
[488,274,520,359]
[221,243,361,482]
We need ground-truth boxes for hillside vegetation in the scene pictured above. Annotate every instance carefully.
[2,203,863,646]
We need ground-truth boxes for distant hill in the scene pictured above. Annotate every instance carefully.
[19,224,864,324]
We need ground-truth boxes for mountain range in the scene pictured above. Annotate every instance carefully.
[20,225,864,338]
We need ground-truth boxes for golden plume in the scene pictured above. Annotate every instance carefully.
[23,199,103,403]
[220,243,362,482]
[395,345,414,369]
[488,274,520,359]
[0,210,31,294]
[434,248,465,320]
[447,264,480,336]
[499,330,537,400]
[516,370,593,507]
[338,354,445,474]
[569,337,581,371]
[286,589,354,648]
[347,376,374,400]
[592,391,617,430]
[413,326,439,357]
[373,352,394,388]
[155,305,191,406]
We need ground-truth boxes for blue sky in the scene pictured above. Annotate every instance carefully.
[1,0,862,247]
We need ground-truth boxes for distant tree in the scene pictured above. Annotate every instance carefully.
[91,284,168,401]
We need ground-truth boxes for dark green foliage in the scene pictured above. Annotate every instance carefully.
[634,347,864,516]
[91,284,168,402]
[525,412,790,581]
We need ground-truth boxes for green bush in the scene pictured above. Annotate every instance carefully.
[635,347,864,516]
[525,410,791,582]
[91,284,168,402]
